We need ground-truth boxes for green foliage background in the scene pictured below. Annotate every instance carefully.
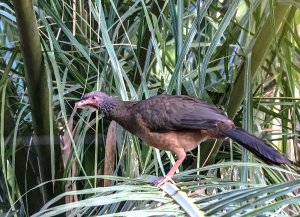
[0,0,300,216]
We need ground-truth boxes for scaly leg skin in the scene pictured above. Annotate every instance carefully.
[152,151,186,187]
[153,175,176,187]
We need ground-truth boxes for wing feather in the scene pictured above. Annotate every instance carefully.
[130,95,229,132]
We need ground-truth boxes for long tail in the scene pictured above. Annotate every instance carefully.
[222,127,291,165]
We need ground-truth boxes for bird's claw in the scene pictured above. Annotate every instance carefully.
[153,175,176,187]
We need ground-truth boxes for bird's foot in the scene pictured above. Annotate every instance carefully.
[153,175,176,187]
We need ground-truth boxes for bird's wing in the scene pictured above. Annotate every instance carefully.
[131,95,230,132]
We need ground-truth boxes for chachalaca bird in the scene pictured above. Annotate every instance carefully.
[77,91,290,186]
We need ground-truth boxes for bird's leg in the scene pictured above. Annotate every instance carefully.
[153,150,186,187]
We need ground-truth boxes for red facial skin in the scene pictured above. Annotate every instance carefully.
[76,97,99,109]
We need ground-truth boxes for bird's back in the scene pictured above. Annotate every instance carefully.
[129,94,232,133]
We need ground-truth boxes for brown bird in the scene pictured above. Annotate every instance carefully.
[77,91,290,186]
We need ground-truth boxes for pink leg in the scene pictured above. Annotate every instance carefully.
[153,150,186,187]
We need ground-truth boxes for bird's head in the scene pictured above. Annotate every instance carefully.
[77,91,115,115]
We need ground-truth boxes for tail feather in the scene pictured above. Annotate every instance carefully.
[223,127,290,165]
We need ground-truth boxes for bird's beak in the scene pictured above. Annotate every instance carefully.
[76,98,97,109]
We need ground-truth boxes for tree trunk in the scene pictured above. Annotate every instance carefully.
[12,0,63,214]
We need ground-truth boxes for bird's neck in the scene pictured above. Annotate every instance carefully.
[105,99,136,129]
[102,97,121,117]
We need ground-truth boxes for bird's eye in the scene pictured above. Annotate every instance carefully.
[92,96,96,100]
